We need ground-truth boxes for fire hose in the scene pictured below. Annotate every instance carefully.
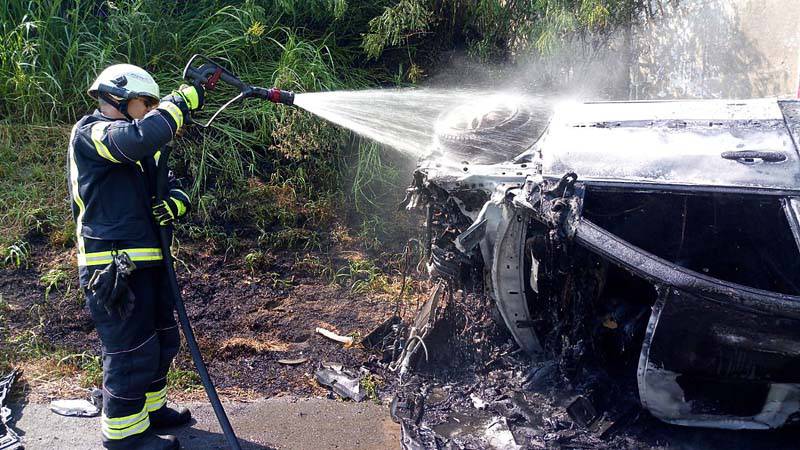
[154,55,295,450]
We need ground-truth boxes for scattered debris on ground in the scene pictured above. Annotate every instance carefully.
[0,243,403,402]
[315,327,355,346]
[314,364,366,402]
[0,371,21,450]
[277,358,308,366]
[49,388,102,417]
[383,286,646,449]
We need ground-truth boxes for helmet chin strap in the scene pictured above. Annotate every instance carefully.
[99,91,134,121]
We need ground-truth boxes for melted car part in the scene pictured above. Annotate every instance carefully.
[314,366,366,402]
[406,97,800,432]
[583,190,800,295]
[639,289,800,429]
[0,371,21,450]
[395,281,444,379]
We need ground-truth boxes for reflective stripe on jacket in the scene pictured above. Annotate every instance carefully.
[68,96,191,285]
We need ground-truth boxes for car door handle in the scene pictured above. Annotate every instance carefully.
[720,150,787,164]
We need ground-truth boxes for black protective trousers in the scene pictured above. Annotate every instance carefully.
[86,266,180,444]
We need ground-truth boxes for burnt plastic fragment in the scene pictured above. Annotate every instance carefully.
[314,367,366,402]
[0,371,22,450]
[361,315,403,356]
[566,395,598,428]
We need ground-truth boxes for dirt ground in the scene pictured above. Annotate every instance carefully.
[0,239,405,404]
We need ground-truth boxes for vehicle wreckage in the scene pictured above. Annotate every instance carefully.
[399,97,800,431]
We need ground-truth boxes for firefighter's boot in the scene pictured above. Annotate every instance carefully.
[150,405,192,429]
[103,430,179,450]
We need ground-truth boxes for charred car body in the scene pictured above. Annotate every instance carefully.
[403,98,800,430]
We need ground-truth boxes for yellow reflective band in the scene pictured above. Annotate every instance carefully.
[91,122,121,163]
[103,407,147,427]
[173,198,187,217]
[146,399,166,412]
[102,405,150,440]
[145,387,166,399]
[102,415,150,440]
[77,248,163,267]
[68,124,87,259]
[158,102,183,130]
[78,251,114,266]
[178,86,199,109]
[124,248,164,261]
[154,150,161,165]
[145,387,167,412]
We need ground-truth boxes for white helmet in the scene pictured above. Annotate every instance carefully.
[88,64,160,101]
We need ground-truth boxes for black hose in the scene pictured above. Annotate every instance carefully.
[157,147,242,450]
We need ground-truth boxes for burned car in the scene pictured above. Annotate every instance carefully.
[402,97,800,430]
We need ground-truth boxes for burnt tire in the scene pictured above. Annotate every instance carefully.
[433,101,545,164]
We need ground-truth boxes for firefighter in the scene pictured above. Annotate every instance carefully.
[68,63,203,450]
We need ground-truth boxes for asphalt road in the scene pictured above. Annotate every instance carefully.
[9,397,400,450]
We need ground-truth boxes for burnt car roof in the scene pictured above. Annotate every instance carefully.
[533,98,800,195]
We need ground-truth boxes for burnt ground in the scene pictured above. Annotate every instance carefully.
[4,241,800,449]
[0,239,414,404]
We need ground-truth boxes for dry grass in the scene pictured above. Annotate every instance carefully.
[218,337,291,355]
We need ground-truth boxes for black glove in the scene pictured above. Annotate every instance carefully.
[88,252,137,320]
[152,197,186,226]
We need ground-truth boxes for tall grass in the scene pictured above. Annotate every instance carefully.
[1,0,642,251]
[0,1,386,124]
[0,124,72,252]
[363,0,638,63]
[0,1,382,213]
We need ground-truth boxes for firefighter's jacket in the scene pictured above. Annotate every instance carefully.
[68,97,191,285]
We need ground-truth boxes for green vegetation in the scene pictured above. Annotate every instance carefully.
[59,351,103,388]
[167,367,203,393]
[39,266,72,301]
[2,240,31,269]
[359,371,382,403]
[0,0,639,253]
[1,0,386,253]
[0,124,71,254]
[363,0,637,63]
[0,327,102,388]
[335,257,391,294]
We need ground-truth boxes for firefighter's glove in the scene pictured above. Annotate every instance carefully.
[152,197,186,226]
[88,253,137,320]
[174,84,204,111]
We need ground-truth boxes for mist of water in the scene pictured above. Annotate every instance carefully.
[293,89,554,165]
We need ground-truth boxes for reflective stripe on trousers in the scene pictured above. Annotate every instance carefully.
[145,386,167,412]
[101,405,150,440]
